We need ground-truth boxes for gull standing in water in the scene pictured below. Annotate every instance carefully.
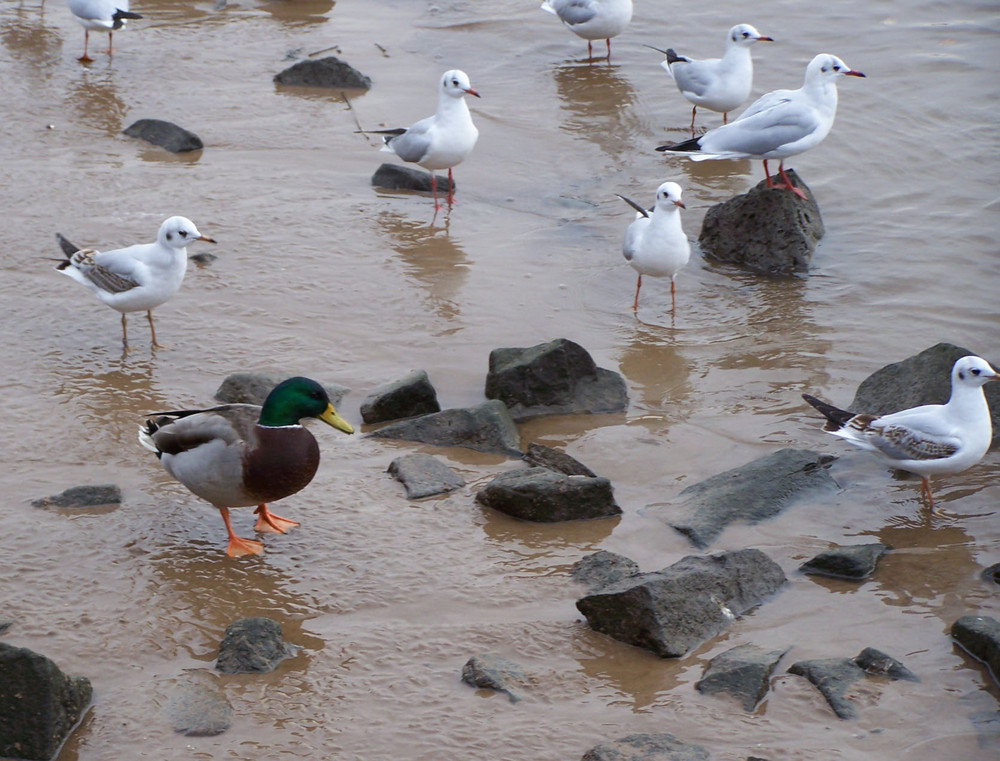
[541,0,633,60]
[65,0,142,62]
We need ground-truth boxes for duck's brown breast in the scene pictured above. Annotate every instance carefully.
[242,425,321,503]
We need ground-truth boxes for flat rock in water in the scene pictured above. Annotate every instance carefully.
[571,550,640,592]
[485,338,628,422]
[165,671,233,737]
[32,484,122,508]
[853,647,918,682]
[273,56,371,89]
[361,369,440,424]
[122,119,203,153]
[787,657,867,719]
[849,343,1000,444]
[214,372,349,408]
[952,615,1000,683]
[695,643,789,711]
[576,548,787,658]
[460,654,528,703]
[523,442,597,477]
[983,563,1000,585]
[0,643,93,761]
[476,467,621,522]
[799,543,889,580]
[216,617,300,675]
[372,163,451,193]
[367,400,522,457]
[698,169,823,275]
[581,733,710,761]
[388,453,464,499]
[651,448,837,549]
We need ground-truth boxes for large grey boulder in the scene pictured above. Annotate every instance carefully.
[122,119,203,153]
[698,169,823,275]
[952,615,1000,683]
[460,654,529,704]
[799,543,889,580]
[214,372,349,408]
[388,453,465,499]
[581,733,710,761]
[32,484,122,508]
[360,369,440,424]
[695,643,789,711]
[476,467,621,522]
[650,448,837,549]
[485,338,628,421]
[273,56,371,89]
[367,400,522,457]
[848,343,1000,444]
[372,163,451,194]
[786,657,867,719]
[216,618,299,675]
[0,643,92,761]
[576,548,787,658]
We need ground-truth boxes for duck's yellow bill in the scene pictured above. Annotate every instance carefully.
[319,405,354,434]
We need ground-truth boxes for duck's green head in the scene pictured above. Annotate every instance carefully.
[259,377,354,434]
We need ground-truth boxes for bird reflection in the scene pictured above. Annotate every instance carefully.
[64,69,127,136]
[261,0,335,27]
[615,324,692,414]
[552,62,643,160]
[2,1,62,68]
[663,154,754,200]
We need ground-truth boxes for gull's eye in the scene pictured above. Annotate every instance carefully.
[179,230,188,238]
[972,367,982,376]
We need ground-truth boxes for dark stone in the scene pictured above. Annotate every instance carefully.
[476,467,621,522]
[952,615,1000,684]
[484,338,628,422]
[214,372,349,408]
[799,543,889,580]
[388,453,465,499]
[216,617,299,675]
[273,56,372,89]
[853,647,918,682]
[367,400,522,457]
[695,643,789,711]
[581,733,710,761]
[372,163,451,193]
[0,643,92,761]
[787,657,866,719]
[189,252,217,265]
[165,671,233,737]
[32,484,122,508]
[849,343,1000,445]
[571,550,640,592]
[652,448,837,549]
[576,548,787,658]
[983,563,1000,585]
[460,654,528,703]
[523,442,597,477]
[698,169,823,275]
[122,118,203,153]
[0,620,12,635]
[360,369,440,424]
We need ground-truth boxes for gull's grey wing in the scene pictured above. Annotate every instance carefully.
[385,116,434,163]
[869,423,960,462]
[66,249,140,294]
[553,0,597,26]
[672,62,714,98]
[700,101,820,156]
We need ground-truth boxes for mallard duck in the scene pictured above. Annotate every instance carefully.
[139,377,354,557]
[65,0,142,62]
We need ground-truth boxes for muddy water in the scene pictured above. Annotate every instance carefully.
[1,0,998,758]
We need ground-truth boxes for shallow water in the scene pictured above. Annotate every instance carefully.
[1,1,999,759]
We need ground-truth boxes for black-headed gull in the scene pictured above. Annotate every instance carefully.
[646,23,773,135]
[617,181,690,312]
[65,0,142,62]
[57,216,216,350]
[374,69,480,210]
[803,356,998,508]
[541,0,633,61]
[656,53,865,200]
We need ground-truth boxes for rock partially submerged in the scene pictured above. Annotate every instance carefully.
[361,369,440,424]
[274,56,372,90]
[698,169,823,275]
[695,643,789,711]
[216,618,300,675]
[460,654,529,703]
[787,657,868,719]
[651,448,837,549]
[0,643,92,761]
[523,442,597,477]
[32,484,122,508]
[388,453,465,499]
[571,550,640,592]
[485,338,628,421]
[367,400,522,457]
[576,548,786,658]
[581,733,710,761]
[799,543,890,580]
[214,372,349,408]
[854,647,918,682]
[164,671,233,737]
[476,467,621,522]
[952,615,1000,683]
[372,163,451,194]
[122,118,203,153]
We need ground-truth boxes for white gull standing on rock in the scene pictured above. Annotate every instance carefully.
[541,0,633,60]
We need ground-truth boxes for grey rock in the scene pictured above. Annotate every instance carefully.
[853,647,918,682]
[32,484,122,508]
[695,643,789,711]
[372,163,451,193]
[367,400,522,457]
[581,733,710,761]
[387,453,465,499]
[983,563,1000,585]
[576,548,787,658]
[698,169,824,275]
[216,617,299,675]
[214,372,349,408]
[849,343,1000,444]
[273,56,371,89]
[523,442,597,477]
[799,543,889,580]
[165,671,233,736]
[787,657,866,719]
[0,643,92,761]
[952,615,1000,683]
[653,448,837,549]
[571,550,640,592]
[122,118,203,153]
[189,252,217,265]
[484,338,628,422]
[361,369,440,424]
[460,654,528,703]
[476,467,621,522]
[0,620,12,635]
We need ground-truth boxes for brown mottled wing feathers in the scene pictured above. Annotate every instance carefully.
[869,423,960,461]
[69,249,139,293]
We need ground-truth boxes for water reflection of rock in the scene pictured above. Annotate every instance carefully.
[261,0,335,26]
[573,637,683,711]
[552,63,643,160]
[615,323,693,414]
[478,503,618,559]
[64,70,127,136]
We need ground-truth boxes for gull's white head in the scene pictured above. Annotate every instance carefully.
[158,216,216,249]
[953,356,999,388]
[440,70,481,99]
[654,181,685,211]
[728,24,773,47]
[806,54,866,83]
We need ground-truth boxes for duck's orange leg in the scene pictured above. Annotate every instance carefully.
[219,507,263,556]
[254,504,300,534]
